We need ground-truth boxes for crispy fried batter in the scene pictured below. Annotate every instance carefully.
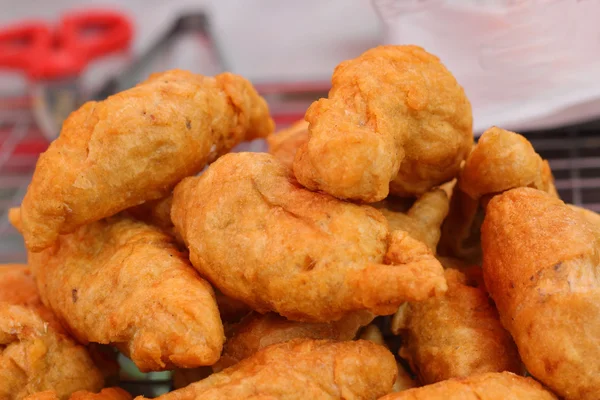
[172,152,447,322]
[379,372,557,399]
[439,127,557,262]
[24,388,131,400]
[0,303,104,400]
[482,188,600,400]
[141,339,397,400]
[213,311,374,371]
[16,212,223,372]
[20,69,274,252]
[396,269,521,384]
[293,45,472,202]
[374,188,450,252]
[266,120,309,169]
[127,195,174,233]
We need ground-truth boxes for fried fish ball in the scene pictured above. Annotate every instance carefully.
[396,269,521,384]
[378,372,557,400]
[439,126,557,263]
[140,339,397,400]
[171,152,447,322]
[213,311,374,371]
[11,210,223,372]
[0,303,104,400]
[24,388,131,400]
[267,120,309,169]
[20,69,274,252]
[293,45,472,202]
[482,188,600,399]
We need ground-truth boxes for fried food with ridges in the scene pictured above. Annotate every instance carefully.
[378,372,557,399]
[482,188,600,399]
[24,388,131,400]
[397,268,520,384]
[139,339,397,400]
[213,310,374,371]
[293,45,472,202]
[12,210,224,372]
[171,152,447,322]
[0,303,103,400]
[267,120,309,169]
[20,69,274,252]
[439,126,557,262]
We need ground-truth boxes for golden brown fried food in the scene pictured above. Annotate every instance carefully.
[213,310,374,371]
[482,188,600,400]
[24,388,131,400]
[0,264,62,332]
[0,303,103,400]
[20,69,274,252]
[378,372,557,400]
[172,367,214,390]
[374,187,450,252]
[266,120,309,169]
[127,195,174,234]
[439,126,557,262]
[141,339,397,400]
[214,289,251,324]
[568,204,600,237]
[292,45,472,202]
[17,212,223,372]
[172,152,447,322]
[396,268,520,384]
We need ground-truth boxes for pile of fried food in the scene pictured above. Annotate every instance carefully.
[1,45,598,400]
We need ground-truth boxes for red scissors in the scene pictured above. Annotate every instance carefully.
[0,10,133,139]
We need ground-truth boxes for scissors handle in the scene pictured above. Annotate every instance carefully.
[0,22,51,71]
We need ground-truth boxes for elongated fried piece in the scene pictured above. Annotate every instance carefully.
[20,69,274,252]
[396,268,520,384]
[213,310,374,371]
[25,388,131,400]
[379,372,557,400]
[17,212,223,372]
[141,339,397,400]
[293,45,472,202]
[482,188,600,400]
[374,187,450,252]
[172,152,447,322]
[267,120,309,169]
[439,126,557,262]
[0,303,104,400]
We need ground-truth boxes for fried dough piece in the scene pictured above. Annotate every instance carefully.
[439,127,557,262]
[20,69,274,252]
[374,188,450,252]
[25,388,131,400]
[482,188,600,400]
[293,45,472,202]
[16,212,223,372]
[267,120,309,169]
[568,205,600,237]
[127,195,174,233]
[396,269,520,384]
[214,290,251,324]
[0,304,104,400]
[172,152,447,322]
[379,372,557,400]
[141,339,397,400]
[213,310,374,371]
[173,367,214,390]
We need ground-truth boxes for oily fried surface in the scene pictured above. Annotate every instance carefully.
[25,388,131,400]
[127,195,174,234]
[141,339,397,400]
[213,310,374,371]
[379,372,557,400]
[293,45,472,202]
[374,188,450,252]
[172,152,446,322]
[20,69,274,252]
[0,265,62,332]
[214,289,251,324]
[482,188,600,399]
[266,120,309,169]
[439,126,557,262]
[0,303,103,400]
[24,213,223,372]
[397,269,520,384]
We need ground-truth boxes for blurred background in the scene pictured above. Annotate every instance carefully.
[1,0,600,394]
